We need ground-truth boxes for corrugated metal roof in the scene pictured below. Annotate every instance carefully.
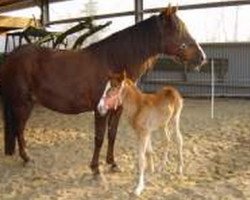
[0,0,68,13]
[201,42,250,47]
[0,0,69,33]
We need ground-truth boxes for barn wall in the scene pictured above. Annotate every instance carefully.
[140,43,250,97]
[203,43,250,87]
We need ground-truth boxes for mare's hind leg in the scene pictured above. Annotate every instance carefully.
[90,111,107,175]
[106,107,122,172]
[13,99,34,163]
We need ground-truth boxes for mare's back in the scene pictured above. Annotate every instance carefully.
[3,45,55,75]
[2,44,98,79]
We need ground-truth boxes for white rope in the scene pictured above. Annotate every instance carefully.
[211,59,215,119]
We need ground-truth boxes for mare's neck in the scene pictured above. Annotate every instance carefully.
[88,16,162,80]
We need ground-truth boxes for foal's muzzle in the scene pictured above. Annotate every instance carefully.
[97,98,108,116]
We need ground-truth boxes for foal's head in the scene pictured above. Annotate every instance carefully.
[97,73,134,116]
[158,5,206,70]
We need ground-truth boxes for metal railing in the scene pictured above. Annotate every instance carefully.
[46,1,250,25]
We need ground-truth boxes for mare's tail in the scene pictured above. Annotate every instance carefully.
[2,95,17,155]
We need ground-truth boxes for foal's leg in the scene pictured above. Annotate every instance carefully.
[134,132,150,196]
[106,107,122,172]
[146,136,154,173]
[163,123,171,164]
[173,114,184,176]
[90,111,107,175]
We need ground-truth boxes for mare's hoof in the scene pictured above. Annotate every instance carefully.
[93,172,101,180]
[23,158,35,167]
[92,173,109,190]
[92,169,100,176]
[109,164,122,173]
[90,165,101,176]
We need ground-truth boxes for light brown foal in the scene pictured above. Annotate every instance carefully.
[97,76,183,196]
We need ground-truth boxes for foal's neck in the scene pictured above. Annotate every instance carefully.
[123,85,142,106]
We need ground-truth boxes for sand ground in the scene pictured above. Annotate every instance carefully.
[0,99,249,200]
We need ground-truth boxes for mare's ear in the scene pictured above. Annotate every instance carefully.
[163,4,178,17]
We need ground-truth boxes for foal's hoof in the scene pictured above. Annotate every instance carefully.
[134,186,144,196]
[109,164,122,173]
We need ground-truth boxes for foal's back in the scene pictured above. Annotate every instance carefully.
[160,86,183,114]
[123,83,183,131]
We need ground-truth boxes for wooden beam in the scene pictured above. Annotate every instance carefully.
[145,0,250,14]
[0,0,69,13]
[0,0,34,12]
[0,15,40,29]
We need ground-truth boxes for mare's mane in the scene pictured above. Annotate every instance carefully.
[87,15,162,76]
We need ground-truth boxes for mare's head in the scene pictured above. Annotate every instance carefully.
[158,5,206,70]
[97,72,133,116]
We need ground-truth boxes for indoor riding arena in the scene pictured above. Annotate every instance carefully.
[0,1,249,200]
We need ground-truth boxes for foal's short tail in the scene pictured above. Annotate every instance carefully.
[2,95,17,155]
[163,86,183,111]
[163,86,183,125]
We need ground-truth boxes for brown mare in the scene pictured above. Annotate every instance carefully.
[1,6,206,176]
[97,74,183,195]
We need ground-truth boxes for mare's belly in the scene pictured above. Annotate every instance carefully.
[34,91,94,114]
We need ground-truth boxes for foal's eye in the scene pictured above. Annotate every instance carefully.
[180,43,187,49]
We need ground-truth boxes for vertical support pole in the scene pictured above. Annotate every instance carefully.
[4,34,9,53]
[134,0,143,90]
[40,0,49,27]
[211,59,215,119]
[134,0,143,23]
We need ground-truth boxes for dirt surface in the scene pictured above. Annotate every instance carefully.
[0,99,249,200]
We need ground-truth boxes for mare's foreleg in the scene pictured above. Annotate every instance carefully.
[106,107,122,172]
[90,111,107,175]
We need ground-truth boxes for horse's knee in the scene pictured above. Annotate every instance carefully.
[94,135,104,147]
[107,131,116,142]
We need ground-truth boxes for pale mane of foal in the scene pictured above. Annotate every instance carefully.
[97,78,184,196]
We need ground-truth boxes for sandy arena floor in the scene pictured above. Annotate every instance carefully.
[0,99,249,200]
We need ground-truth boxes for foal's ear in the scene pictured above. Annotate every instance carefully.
[107,71,122,85]
[123,70,127,80]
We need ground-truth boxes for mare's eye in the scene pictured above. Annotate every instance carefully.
[180,43,187,49]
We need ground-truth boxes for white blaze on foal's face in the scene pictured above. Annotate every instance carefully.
[97,81,111,115]
[97,81,122,116]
